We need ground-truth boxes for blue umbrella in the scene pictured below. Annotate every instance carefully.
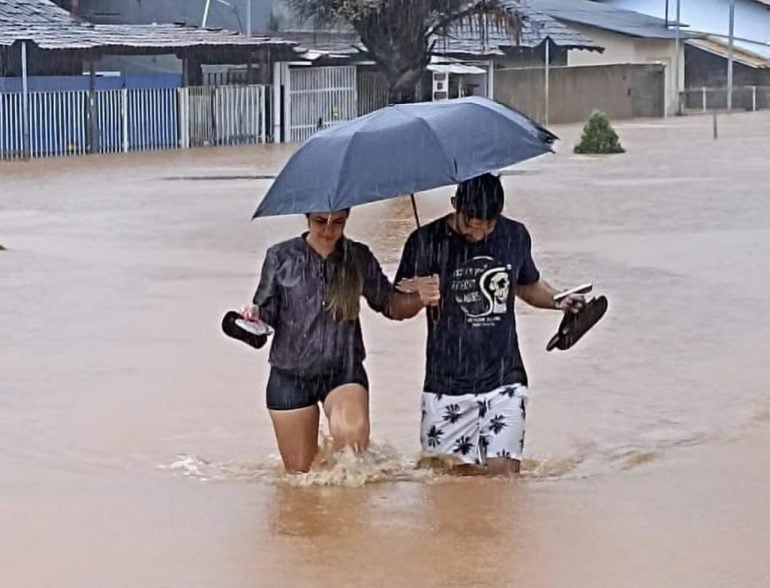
[253,96,557,220]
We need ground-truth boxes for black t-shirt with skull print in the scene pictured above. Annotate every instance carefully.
[395,215,540,395]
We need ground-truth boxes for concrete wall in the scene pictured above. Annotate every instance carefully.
[564,23,682,115]
[568,26,638,65]
[494,63,665,124]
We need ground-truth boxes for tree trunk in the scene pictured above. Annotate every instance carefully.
[384,66,427,104]
[354,5,431,105]
[387,80,418,104]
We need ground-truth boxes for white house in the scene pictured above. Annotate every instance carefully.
[596,0,770,90]
[529,0,694,115]
[598,0,770,59]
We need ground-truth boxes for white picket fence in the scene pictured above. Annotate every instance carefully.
[184,85,267,148]
[289,66,357,143]
[0,84,268,160]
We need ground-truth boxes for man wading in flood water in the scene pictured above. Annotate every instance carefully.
[396,173,585,475]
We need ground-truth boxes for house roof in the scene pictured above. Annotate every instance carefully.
[0,0,297,55]
[273,30,362,58]
[526,0,700,39]
[687,35,770,69]
[0,0,75,25]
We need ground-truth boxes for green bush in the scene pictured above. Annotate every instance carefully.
[0,244,5,251]
[574,110,625,154]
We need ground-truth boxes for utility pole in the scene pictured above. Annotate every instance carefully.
[727,0,736,111]
[674,0,681,114]
[21,41,30,159]
[202,0,211,27]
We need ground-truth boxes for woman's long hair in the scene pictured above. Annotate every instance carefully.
[324,238,363,322]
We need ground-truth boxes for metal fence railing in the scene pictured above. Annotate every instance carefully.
[679,86,770,113]
[357,70,389,116]
[1,90,89,159]
[0,84,268,160]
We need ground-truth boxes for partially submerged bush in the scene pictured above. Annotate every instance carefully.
[574,110,625,154]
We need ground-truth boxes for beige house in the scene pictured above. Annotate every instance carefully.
[530,0,698,115]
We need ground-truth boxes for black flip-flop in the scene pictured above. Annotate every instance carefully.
[221,310,270,349]
[546,296,608,352]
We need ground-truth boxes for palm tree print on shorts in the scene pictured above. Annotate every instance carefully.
[499,386,517,398]
[443,403,462,424]
[426,425,444,448]
[453,435,474,456]
[489,414,507,434]
[477,399,492,419]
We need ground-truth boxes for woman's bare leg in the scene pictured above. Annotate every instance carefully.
[323,384,370,452]
[269,405,320,472]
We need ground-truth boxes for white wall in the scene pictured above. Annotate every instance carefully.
[568,27,639,65]
[566,24,684,115]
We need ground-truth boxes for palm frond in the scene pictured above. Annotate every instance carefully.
[286,0,376,27]
[427,0,523,45]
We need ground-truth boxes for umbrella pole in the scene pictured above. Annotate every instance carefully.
[409,192,440,322]
[410,193,421,227]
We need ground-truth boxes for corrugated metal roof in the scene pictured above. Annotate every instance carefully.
[687,36,770,69]
[0,22,298,50]
[0,0,297,51]
[525,0,700,39]
[0,0,75,25]
[428,62,487,74]
[275,31,362,56]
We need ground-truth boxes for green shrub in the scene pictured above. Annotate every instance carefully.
[574,110,625,154]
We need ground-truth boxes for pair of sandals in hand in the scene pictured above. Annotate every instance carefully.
[546,290,608,352]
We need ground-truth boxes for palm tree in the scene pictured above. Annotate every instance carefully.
[286,0,523,103]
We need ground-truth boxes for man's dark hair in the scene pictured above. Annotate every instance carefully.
[455,173,505,221]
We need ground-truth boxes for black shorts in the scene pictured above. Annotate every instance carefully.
[265,364,369,411]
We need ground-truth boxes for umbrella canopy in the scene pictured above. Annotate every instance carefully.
[253,96,557,219]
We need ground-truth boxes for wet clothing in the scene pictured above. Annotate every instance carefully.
[395,216,540,396]
[266,364,369,411]
[253,234,392,407]
[420,384,528,464]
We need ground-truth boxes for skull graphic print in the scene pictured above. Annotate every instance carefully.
[451,255,512,323]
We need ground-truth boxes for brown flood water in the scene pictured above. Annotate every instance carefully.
[2,112,770,587]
